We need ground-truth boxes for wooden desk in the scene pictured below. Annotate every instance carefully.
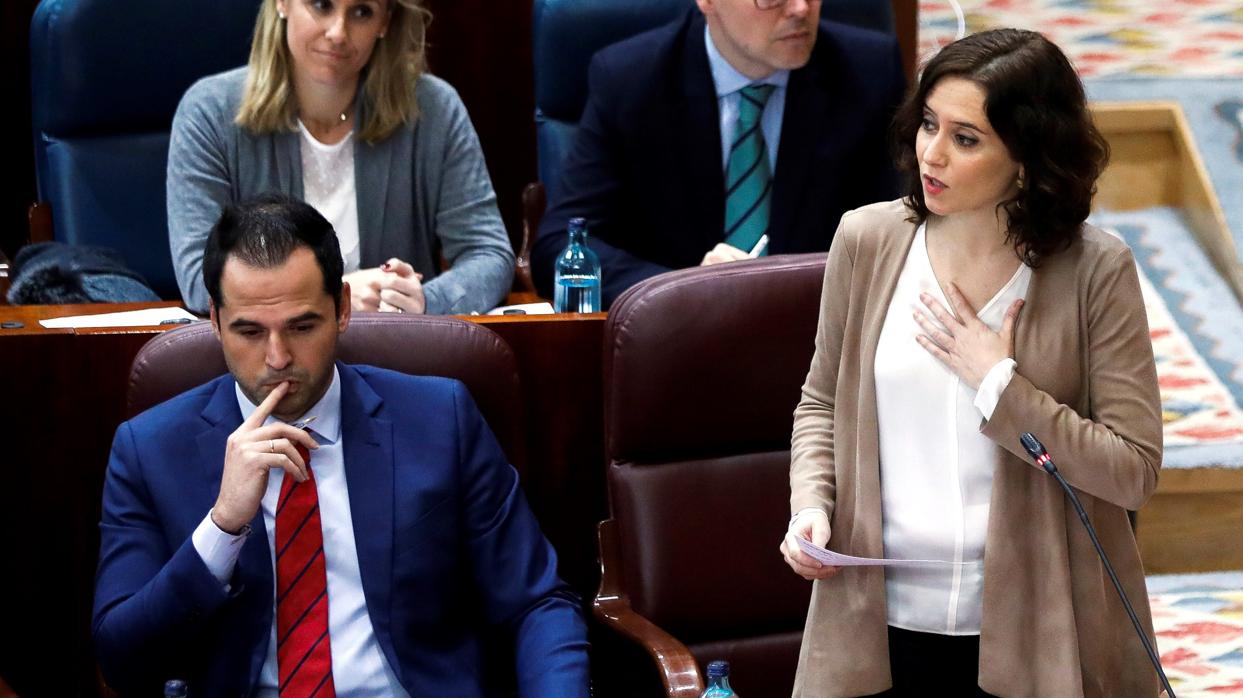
[0,301,606,697]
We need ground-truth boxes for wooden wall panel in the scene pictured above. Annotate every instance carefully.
[423,0,536,250]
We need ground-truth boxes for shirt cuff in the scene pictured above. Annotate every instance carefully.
[789,507,828,528]
[974,358,1017,420]
[191,509,250,589]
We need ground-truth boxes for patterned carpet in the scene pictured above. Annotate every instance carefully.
[1149,572,1243,695]
[918,0,1243,77]
[1093,209,1243,466]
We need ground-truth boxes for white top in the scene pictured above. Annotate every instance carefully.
[191,368,408,696]
[704,26,789,173]
[299,121,362,273]
[873,222,1030,635]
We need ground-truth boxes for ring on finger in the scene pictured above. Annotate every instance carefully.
[269,439,275,454]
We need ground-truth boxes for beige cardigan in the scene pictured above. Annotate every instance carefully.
[790,200,1163,697]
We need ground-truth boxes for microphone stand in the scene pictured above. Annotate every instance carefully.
[1019,432,1176,698]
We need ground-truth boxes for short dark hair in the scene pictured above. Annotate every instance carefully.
[202,193,344,311]
[891,28,1109,266]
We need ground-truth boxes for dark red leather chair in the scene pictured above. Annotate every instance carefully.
[596,253,829,697]
[127,313,526,473]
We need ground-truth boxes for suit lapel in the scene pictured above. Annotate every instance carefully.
[1007,245,1078,406]
[770,35,833,250]
[354,104,394,268]
[855,214,919,555]
[337,364,401,679]
[277,129,304,200]
[678,13,726,249]
[195,377,275,689]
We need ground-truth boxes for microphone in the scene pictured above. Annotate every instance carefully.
[1018,433,1175,698]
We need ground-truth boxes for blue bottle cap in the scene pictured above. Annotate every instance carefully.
[706,660,730,679]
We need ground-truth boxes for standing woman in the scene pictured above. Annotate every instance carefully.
[780,29,1163,697]
[169,0,514,315]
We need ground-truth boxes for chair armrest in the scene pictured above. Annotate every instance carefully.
[593,519,704,697]
[6,201,55,303]
[28,201,53,245]
[513,182,543,295]
[0,246,10,304]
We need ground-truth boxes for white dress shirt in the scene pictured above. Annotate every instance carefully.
[191,367,408,696]
[873,223,1029,635]
[299,121,361,273]
[704,26,789,173]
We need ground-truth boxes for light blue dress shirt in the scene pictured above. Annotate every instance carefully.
[704,25,790,173]
[191,367,408,697]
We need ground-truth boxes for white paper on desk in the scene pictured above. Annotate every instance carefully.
[796,537,965,568]
[485,302,555,316]
[40,307,198,329]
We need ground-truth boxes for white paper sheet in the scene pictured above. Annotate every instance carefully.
[40,307,198,329]
[796,537,965,568]
[485,302,555,316]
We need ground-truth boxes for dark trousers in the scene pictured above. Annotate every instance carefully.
[867,626,995,697]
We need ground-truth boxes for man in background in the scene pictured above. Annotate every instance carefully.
[534,0,905,308]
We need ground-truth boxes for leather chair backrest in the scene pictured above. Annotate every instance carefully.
[30,0,261,298]
[531,0,895,202]
[603,253,828,696]
[127,314,527,473]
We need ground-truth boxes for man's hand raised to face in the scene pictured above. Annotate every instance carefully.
[210,382,320,534]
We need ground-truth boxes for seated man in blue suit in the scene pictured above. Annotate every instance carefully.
[93,194,589,696]
[533,0,905,308]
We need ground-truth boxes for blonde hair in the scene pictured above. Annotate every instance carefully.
[235,0,430,143]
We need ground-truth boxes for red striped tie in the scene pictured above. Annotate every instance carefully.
[275,441,336,697]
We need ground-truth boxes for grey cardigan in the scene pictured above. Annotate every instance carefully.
[167,67,514,315]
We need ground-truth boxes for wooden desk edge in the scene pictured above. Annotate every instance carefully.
[0,296,588,335]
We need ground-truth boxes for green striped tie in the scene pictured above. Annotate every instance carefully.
[724,83,776,255]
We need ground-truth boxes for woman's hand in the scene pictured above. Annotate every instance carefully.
[914,284,1023,390]
[344,258,426,314]
[780,509,840,581]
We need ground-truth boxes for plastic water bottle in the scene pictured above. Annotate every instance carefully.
[553,217,602,313]
[164,680,188,697]
[700,660,738,697]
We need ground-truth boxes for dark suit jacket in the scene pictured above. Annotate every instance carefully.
[93,363,589,697]
[533,8,905,308]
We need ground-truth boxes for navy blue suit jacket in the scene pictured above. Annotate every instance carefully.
[93,363,589,696]
[533,8,905,308]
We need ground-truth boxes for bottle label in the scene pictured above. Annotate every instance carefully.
[554,274,601,313]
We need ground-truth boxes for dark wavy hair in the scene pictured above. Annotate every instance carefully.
[891,29,1109,266]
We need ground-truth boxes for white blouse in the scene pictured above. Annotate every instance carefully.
[873,222,1031,635]
[299,121,361,273]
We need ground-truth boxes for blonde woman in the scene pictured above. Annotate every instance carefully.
[168,0,514,315]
